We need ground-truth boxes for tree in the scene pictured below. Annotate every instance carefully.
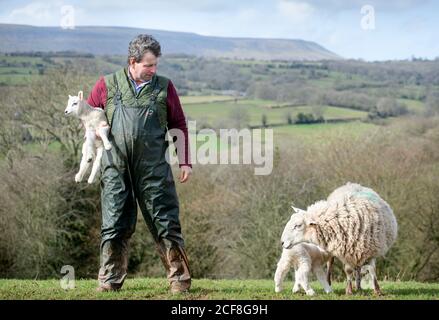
[425,89,439,116]
[285,112,293,125]
[375,98,408,118]
[228,107,250,129]
[261,114,268,127]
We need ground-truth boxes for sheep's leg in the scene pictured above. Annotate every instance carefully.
[274,250,291,293]
[367,259,383,296]
[326,256,334,286]
[87,145,104,184]
[98,126,112,150]
[296,264,314,296]
[314,266,332,294]
[355,266,362,291]
[75,143,91,182]
[344,264,354,295]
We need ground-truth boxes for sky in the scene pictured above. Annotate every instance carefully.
[0,0,438,61]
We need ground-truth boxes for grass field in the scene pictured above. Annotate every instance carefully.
[398,98,425,113]
[183,98,368,127]
[180,95,238,104]
[273,121,378,145]
[0,278,438,300]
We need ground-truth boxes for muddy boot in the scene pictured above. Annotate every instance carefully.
[96,283,121,293]
[97,239,129,291]
[156,241,191,293]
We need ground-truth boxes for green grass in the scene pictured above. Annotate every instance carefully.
[273,121,377,145]
[183,99,367,127]
[0,278,438,300]
[0,54,54,85]
[180,95,237,104]
[0,74,36,85]
[397,98,425,113]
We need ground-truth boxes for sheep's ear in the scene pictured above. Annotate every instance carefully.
[69,95,73,98]
[291,206,305,214]
[78,91,83,100]
[306,216,317,226]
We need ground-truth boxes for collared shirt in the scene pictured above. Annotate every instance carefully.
[127,68,151,94]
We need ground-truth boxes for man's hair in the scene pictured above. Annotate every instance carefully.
[127,34,162,63]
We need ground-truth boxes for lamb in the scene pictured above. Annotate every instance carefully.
[274,240,333,295]
[64,91,112,184]
[281,182,398,295]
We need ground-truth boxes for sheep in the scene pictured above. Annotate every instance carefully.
[64,91,112,184]
[274,240,333,295]
[281,182,398,295]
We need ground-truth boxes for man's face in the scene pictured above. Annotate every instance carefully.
[129,51,158,82]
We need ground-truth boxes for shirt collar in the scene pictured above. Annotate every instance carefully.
[127,67,151,92]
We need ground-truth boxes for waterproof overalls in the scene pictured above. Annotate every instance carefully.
[97,68,191,292]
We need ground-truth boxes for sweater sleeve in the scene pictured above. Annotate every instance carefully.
[166,81,192,168]
[87,76,107,109]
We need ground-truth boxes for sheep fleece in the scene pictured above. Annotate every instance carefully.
[307,183,398,267]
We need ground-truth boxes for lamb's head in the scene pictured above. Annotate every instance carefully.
[281,206,316,249]
[64,91,84,116]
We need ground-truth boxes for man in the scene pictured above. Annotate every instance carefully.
[87,34,192,293]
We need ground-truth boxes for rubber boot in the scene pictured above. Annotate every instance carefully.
[156,241,191,293]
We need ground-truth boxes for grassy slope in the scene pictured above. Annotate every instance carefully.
[0,278,438,300]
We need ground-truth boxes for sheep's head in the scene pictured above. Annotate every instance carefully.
[281,206,317,249]
[64,91,83,116]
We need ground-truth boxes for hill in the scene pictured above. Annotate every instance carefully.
[0,23,341,61]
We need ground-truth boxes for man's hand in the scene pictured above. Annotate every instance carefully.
[179,166,192,183]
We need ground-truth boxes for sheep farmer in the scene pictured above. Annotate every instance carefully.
[87,34,191,293]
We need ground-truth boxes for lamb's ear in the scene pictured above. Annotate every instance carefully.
[291,206,305,214]
[78,91,83,101]
[69,95,73,99]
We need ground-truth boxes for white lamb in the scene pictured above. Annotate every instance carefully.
[274,237,333,295]
[281,182,398,295]
[64,91,112,184]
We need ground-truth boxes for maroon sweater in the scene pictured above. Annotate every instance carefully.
[87,76,191,168]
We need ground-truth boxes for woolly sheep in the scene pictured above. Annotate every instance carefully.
[64,91,112,184]
[281,182,398,295]
[274,241,333,295]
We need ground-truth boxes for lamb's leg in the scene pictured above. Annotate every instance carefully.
[344,264,354,295]
[326,256,334,286]
[75,143,92,182]
[87,145,104,184]
[296,264,315,296]
[314,266,332,294]
[367,259,383,296]
[292,270,300,294]
[274,250,291,293]
[98,126,112,150]
[84,129,96,162]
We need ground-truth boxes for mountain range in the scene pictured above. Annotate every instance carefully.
[0,23,341,61]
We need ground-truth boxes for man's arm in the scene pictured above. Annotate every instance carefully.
[87,76,107,109]
[166,81,192,183]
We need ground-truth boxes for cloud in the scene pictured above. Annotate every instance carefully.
[279,0,431,12]
[79,0,256,14]
[277,0,315,22]
[9,1,57,22]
